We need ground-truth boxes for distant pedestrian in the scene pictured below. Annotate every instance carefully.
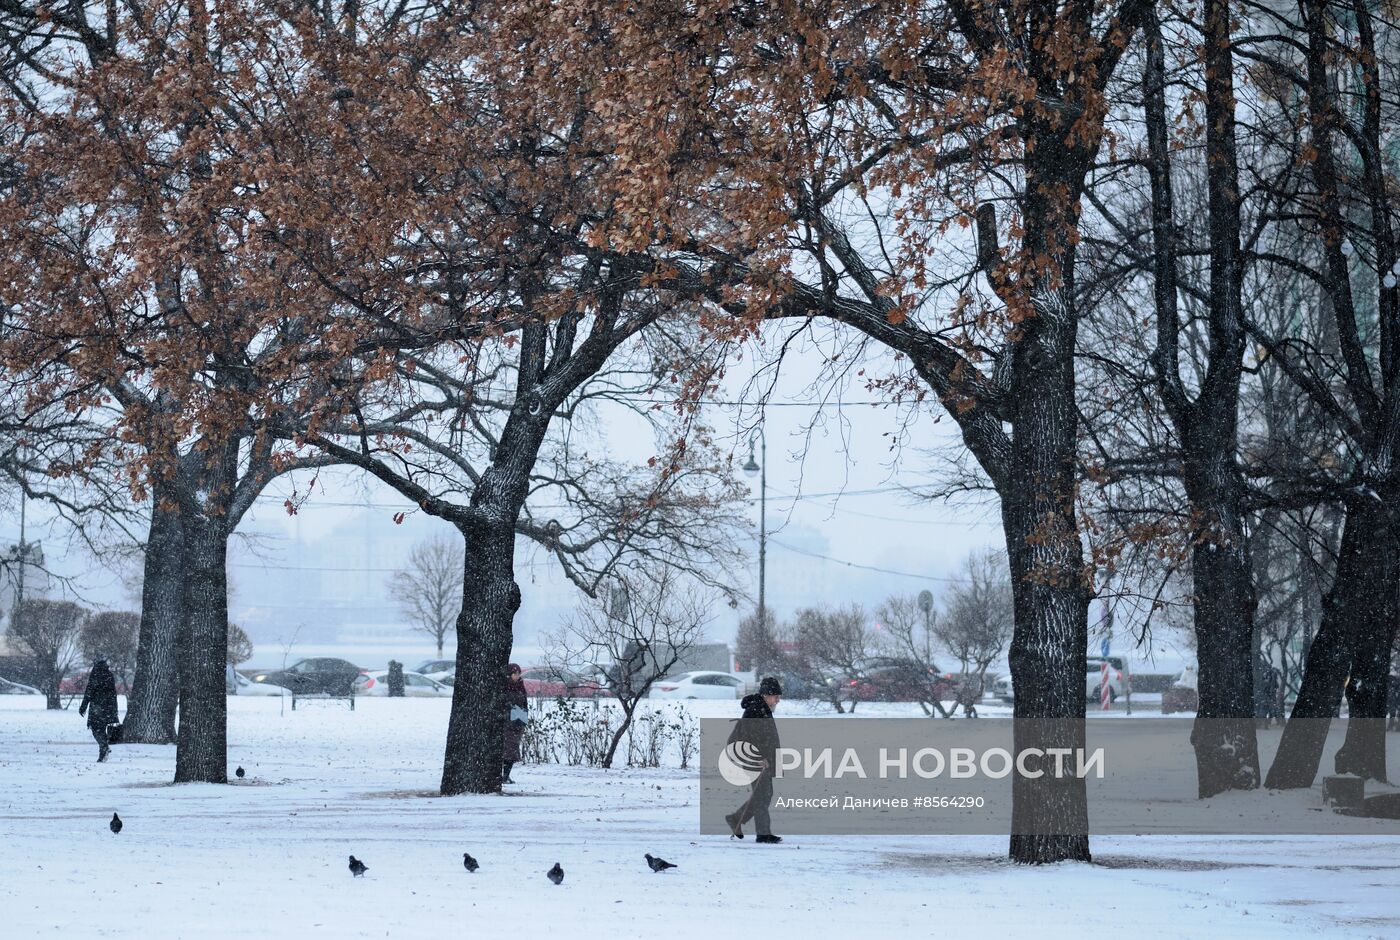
[957,675,982,719]
[78,658,119,763]
[502,663,528,784]
[1387,674,1399,733]
[725,676,783,844]
[1255,658,1283,729]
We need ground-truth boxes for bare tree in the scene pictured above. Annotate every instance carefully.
[787,605,872,714]
[8,598,86,709]
[546,567,710,768]
[390,536,464,657]
[81,611,140,684]
[875,594,954,718]
[935,551,1015,691]
[735,608,782,676]
[226,623,254,667]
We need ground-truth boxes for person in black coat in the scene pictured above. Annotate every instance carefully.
[502,663,528,784]
[726,676,783,844]
[78,658,120,763]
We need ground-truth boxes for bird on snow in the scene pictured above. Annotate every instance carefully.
[645,853,677,873]
[462,852,479,873]
[546,862,564,885]
[348,855,368,877]
[235,766,245,779]
[109,812,122,835]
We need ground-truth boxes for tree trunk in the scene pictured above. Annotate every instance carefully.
[1332,522,1398,780]
[174,514,230,784]
[440,521,519,795]
[1003,274,1092,865]
[602,701,637,770]
[1266,499,1391,787]
[1178,427,1260,794]
[125,493,185,744]
[1184,508,1261,796]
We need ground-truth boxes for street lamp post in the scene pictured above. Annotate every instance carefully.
[742,426,766,624]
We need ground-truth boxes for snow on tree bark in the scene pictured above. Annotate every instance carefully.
[125,488,185,745]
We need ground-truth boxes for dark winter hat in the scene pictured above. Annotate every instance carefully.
[507,663,522,674]
[759,676,783,696]
[93,657,108,666]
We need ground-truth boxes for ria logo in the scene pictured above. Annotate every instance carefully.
[718,740,765,787]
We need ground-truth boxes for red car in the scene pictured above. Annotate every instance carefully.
[844,662,955,703]
[60,668,134,696]
[520,666,611,698]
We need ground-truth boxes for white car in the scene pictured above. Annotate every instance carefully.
[357,670,453,698]
[0,676,40,695]
[993,657,1125,704]
[648,671,747,700]
[228,668,290,697]
[412,660,456,685]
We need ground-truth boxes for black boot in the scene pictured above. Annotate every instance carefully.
[755,834,783,844]
[502,762,514,784]
[724,813,745,839]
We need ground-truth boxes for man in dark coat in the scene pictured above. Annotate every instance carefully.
[502,663,528,784]
[726,676,783,844]
[78,658,120,763]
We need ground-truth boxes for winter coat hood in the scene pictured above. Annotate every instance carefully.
[740,693,772,717]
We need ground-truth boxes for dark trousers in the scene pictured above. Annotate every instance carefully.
[739,772,774,836]
[90,723,110,761]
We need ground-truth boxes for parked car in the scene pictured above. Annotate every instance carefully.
[250,658,364,695]
[227,665,289,696]
[765,670,820,699]
[1084,657,1125,703]
[60,668,134,696]
[520,666,609,698]
[1162,665,1199,714]
[844,659,953,703]
[413,659,456,685]
[0,676,40,695]
[648,671,747,699]
[357,670,452,697]
[993,657,1126,704]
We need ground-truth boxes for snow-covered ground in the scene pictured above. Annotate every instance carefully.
[2,696,1398,939]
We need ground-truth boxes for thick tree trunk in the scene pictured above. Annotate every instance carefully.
[1184,510,1261,796]
[1180,449,1261,795]
[441,521,519,795]
[1266,500,1392,787]
[1003,277,1092,865]
[174,515,230,784]
[125,494,185,744]
[1331,522,1398,780]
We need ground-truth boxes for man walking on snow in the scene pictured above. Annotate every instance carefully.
[78,657,119,763]
[726,676,783,844]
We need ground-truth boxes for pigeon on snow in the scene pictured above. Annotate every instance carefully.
[463,852,479,873]
[546,862,564,885]
[109,813,122,835]
[645,853,677,873]
[348,855,368,877]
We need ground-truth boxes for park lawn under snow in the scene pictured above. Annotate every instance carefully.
[1,696,1398,939]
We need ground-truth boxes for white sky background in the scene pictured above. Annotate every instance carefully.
[3,325,1019,666]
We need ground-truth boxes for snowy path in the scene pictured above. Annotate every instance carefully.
[1,697,1397,938]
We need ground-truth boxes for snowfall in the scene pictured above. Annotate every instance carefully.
[2,695,1398,939]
